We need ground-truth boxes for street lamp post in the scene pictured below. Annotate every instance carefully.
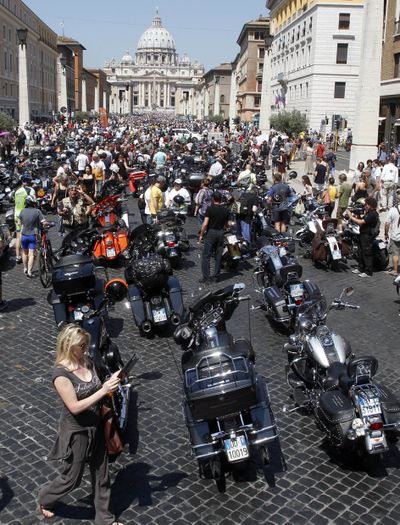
[16,28,29,126]
[259,30,274,134]
[81,71,87,112]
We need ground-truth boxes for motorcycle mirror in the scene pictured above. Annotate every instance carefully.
[233,282,245,291]
[344,286,354,297]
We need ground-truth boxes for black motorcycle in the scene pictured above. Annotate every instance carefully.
[174,283,285,492]
[253,239,321,330]
[283,288,400,458]
[154,209,190,269]
[48,254,133,430]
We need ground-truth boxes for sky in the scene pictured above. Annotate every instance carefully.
[23,0,268,71]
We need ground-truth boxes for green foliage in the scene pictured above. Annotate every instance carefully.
[210,114,224,126]
[0,111,15,132]
[270,110,308,136]
[74,111,90,122]
[233,116,241,125]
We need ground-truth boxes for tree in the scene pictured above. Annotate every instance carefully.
[210,114,224,126]
[270,110,308,137]
[0,111,15,132]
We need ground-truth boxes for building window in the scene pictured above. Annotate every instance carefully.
[394,53,400,77]
[336,43,348,64]
[338,13,350,30]
[334,82,346,98]
[220,94,225,103]
[254,96,261,107]
[258,48,265,59]
[254,31,265,40]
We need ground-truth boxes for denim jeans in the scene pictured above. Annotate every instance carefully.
[239,220,251,244]
[201,229,224,279]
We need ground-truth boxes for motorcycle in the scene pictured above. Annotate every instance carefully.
[342,205,389,271]
[125,253,184,336]
[283,288,400,457]
[253,238,322,330]
[221,222,249,272]
[128,169,147,197]
[173,283,285,492]
[154,209,189,269]
[48,254,133,431]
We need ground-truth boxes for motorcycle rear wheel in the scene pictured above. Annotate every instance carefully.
[39,241,54,288]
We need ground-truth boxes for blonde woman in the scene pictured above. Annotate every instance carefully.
[38,325,123,524]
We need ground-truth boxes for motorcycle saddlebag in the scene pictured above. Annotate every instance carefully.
[263,286,290,323]
[377,384,400,426]
[52,255,96,296]
[317,390,355,445]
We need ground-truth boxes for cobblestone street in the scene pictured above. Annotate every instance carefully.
[1,194,400,525]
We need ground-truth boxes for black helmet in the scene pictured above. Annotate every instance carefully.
[105,278,128,302]
[288,170,298,179]
[173,194,185,206]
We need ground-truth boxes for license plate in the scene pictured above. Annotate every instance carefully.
[327,236,342,260]
[224,435,249,462]
[279,247,287,257]
[153,308,167,323]
[106,248,116,257]
[290,283,304,298]
[227,235,238,244]
[378,242,386,250]
[74,310,83,321]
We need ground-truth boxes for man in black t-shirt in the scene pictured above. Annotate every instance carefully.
[199,193,230,283]
[237,187,259,244]
[347,196,379,277]
[313,158,327,192]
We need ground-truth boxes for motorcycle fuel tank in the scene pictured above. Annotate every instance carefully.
[307,327,348,368]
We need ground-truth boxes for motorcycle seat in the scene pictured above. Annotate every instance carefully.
[323,362,348,390]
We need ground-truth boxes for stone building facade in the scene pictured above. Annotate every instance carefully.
[104,11,205,116]
[267,0,364,133]
[0,0,58,120]
[202,63,232,120]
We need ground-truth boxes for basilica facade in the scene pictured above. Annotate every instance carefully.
[104,11,205,116]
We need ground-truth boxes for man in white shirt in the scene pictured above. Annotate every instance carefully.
[166,179,191,210]
[381,156,399,210]
[76,149,88,176]
[384,194,400,275]
[208,157,223,177]
[237,164,257,189]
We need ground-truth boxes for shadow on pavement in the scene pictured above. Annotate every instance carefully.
[111,462,188,512]
[2,297,36,312]
[0,476,14,512]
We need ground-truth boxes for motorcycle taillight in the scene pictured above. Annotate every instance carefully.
[167,241,176,248]
[370,421,383,431]
[295,298,303,306]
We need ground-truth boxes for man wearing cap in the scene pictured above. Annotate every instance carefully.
[14,175,36,263]
[91,152,106,198]
[101,163,123,198]
[166,179,191,209]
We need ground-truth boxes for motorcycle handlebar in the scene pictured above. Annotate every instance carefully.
[237,295,251,302]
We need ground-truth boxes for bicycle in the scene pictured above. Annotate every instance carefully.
[38,222,56,288]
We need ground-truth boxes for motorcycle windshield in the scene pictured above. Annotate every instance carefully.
[297,297,328,322]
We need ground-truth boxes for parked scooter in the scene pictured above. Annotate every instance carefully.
[283,287,400,458]
[174,283,285,492]
[48,254,133,430]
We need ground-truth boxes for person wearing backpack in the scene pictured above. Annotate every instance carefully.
[384,192,400,276]
[267,173,293,233]
[194,178,213,229]
[237,164,256,190]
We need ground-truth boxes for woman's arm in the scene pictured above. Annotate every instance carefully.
[54,371,120,415]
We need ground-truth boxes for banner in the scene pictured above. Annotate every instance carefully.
[99,107,109,128]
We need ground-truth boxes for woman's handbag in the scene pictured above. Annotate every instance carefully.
[100,400,124,456]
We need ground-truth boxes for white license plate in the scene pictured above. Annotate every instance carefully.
[73,310,83,321]
[224,435,249,462]
[279,247,287,257]
[153,308,167,323]
[106,248,116,257]
[290,283,304,298]
[327,236,342,260]
[227,235,238,244]
[378,242,386,250]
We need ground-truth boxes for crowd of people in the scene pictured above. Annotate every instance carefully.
[1,113,400,520]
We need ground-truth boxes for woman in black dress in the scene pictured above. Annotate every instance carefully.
[39,325,123,524]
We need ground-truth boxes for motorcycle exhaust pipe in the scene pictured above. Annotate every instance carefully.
[170,313,181,326]
[141,321,153,334]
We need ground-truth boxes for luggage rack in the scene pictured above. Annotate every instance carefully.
[185,352,251,394]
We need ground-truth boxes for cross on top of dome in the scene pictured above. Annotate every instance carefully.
[152,7,162,28]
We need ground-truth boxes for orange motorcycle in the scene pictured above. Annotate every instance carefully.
[91,194,130,264]
[128,170,147,196]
